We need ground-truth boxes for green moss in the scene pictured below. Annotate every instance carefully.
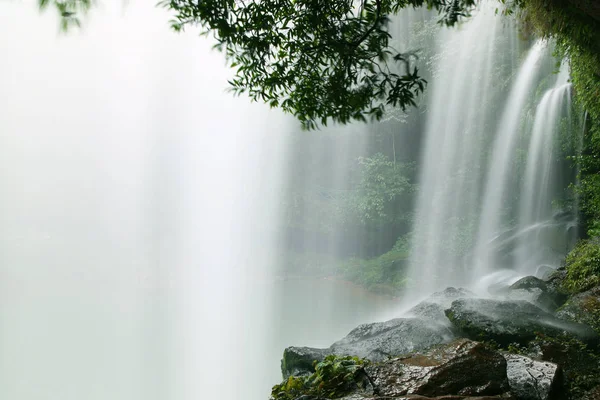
[564,239,600,293]
[271,355,370,400]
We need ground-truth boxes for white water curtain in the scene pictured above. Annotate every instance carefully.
[0,2,290,399]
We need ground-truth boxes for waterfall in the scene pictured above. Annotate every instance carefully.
[0,2,291,400]
[470,40,548,281]
[407,2,510,296]
[514,63,572,275]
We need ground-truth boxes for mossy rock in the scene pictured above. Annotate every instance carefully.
[281,347,330,379]
[556,286,600,334]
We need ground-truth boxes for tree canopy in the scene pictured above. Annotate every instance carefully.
[40,0,475,128]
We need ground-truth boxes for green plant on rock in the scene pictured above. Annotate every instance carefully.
[271,355,370,400]
[506,342,528,355]
[564,239,600,293]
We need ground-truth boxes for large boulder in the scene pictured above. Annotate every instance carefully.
[365,338,509,397]
[556,286,600,333]
[406,287,475,324]
[445,298,599,347]
[281,317,455,378]
[330,317,455,361]
[429,287,477,307]
[503,353,561,400]
[281,347,331,379]
[503,276,567,312]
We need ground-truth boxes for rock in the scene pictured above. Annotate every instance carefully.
[504,288,559,313]
[429,287,476,307]
[503,353,561,400]
[281,346,330,378]
[502,276,567,312]
[407,301,449,322]
[406,287,475,323]
[556,286,600,332]
[365,338,509,397]
[510,276,549,291]
[339,395,515,399]
[544,268,568,295]
[534,265,555,280]
[445,298,599,347]
[330,317,455,362]
[281,317,455,378]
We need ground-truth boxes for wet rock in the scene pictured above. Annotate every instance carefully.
[330,317,455,361]
[534,265,555,280]
[510,276,549,291]
[544,268,568,296]
[503,288,559,313]
[503,353,561,400]
[506,276,567,312]
[556,286,600,332]
[407,287,475,323]
[407,301,449,322]
[445,298,599,347]
[281,346,330,378]
[339,395,515,399]
[281,318,455,378]
[429,287,476,307]
[365,338,509,397]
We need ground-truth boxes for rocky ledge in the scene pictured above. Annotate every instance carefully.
[272,278,600,400]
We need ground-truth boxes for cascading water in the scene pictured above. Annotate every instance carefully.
[0,2,291,400]
[407,2,509,296]
[470,40,548,281]
[406,7,578,296]
[514,63,573,275]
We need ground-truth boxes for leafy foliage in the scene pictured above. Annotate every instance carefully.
[349,153,415,226]
[157,0,476,128]
[338,234,411,295]
[564,239,600,293]
[38,0,93,31]
[271,355,369,400]
[282,152,415,244]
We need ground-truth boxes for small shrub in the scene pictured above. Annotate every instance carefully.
[564,239,600,293]
[271,355,369,400]
[338,248,410,295]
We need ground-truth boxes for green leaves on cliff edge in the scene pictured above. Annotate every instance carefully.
[158,0,476,129]
[271,355,369,400]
